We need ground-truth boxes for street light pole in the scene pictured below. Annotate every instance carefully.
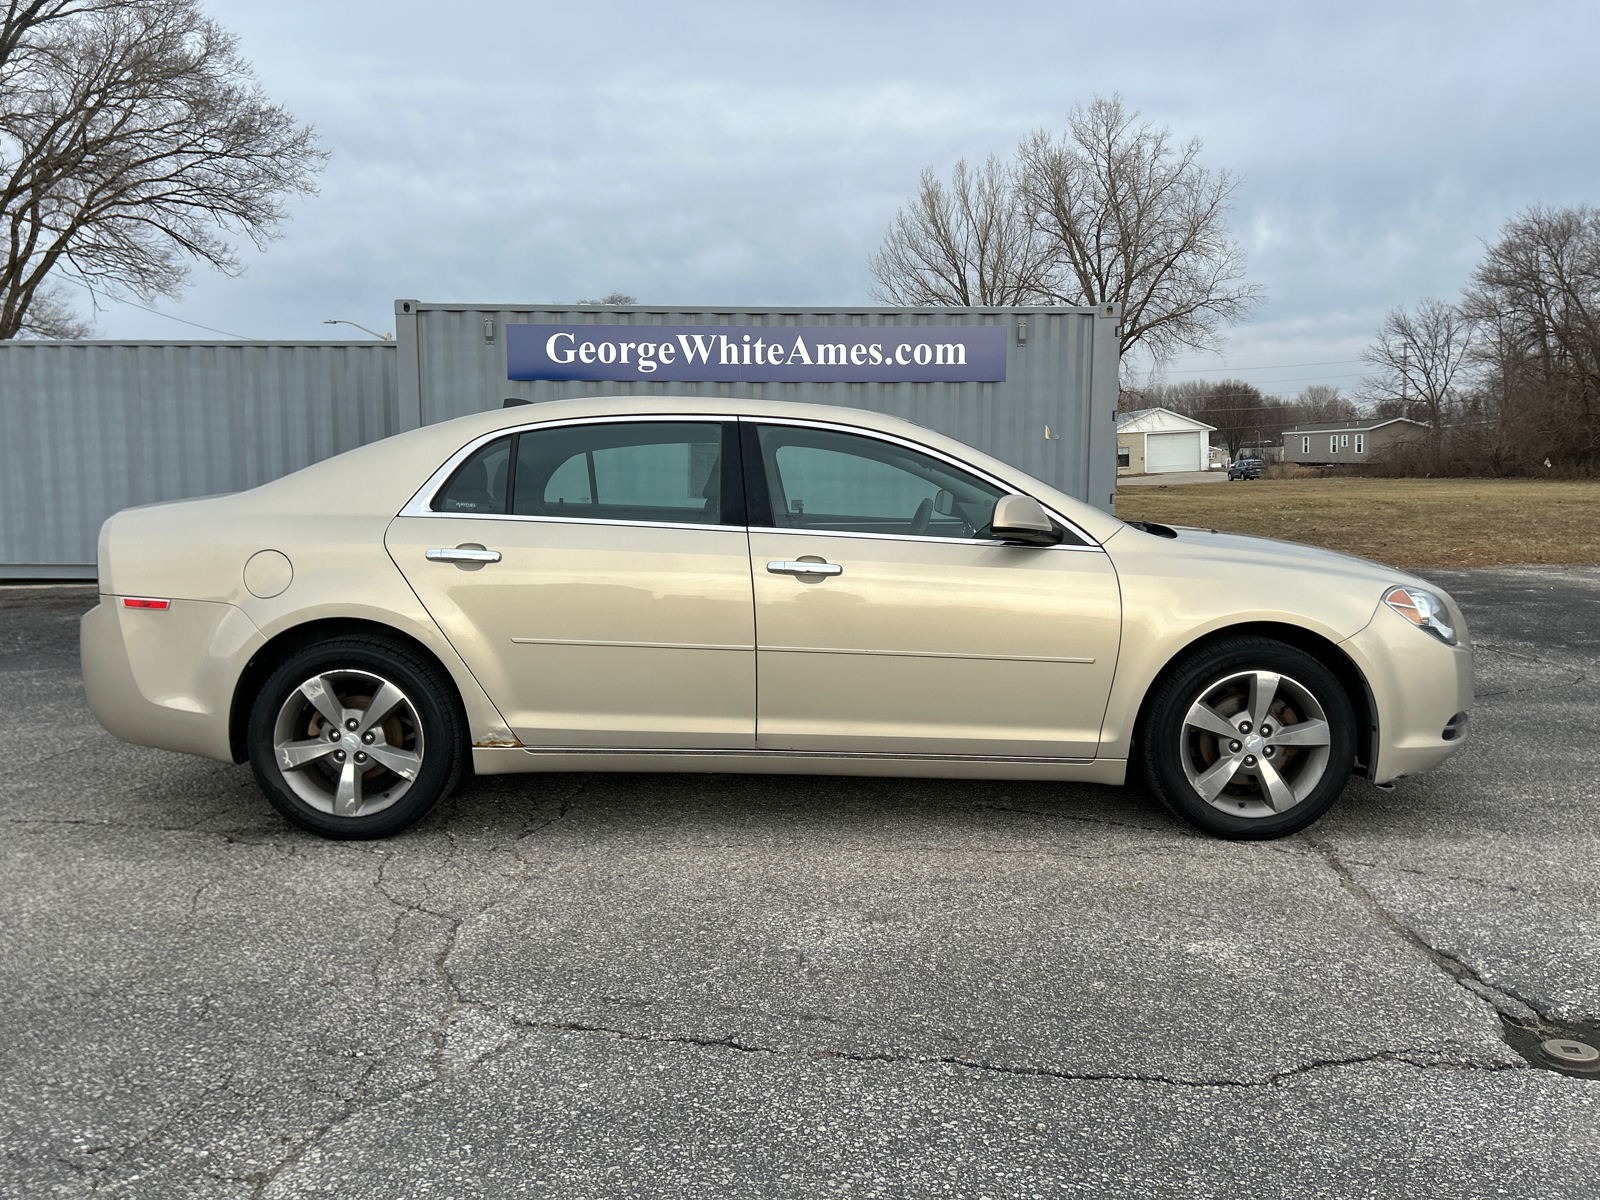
[323,318,391,340]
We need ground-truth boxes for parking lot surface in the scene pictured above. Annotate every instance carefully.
[3,568,1598,1198]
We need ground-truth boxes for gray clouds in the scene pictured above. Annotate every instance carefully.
[83,0,1600,391]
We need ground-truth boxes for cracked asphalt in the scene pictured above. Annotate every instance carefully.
[2,567,1598,1198]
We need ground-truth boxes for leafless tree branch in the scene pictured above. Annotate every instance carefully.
[0,0,325,337]
[868,155,1055,307]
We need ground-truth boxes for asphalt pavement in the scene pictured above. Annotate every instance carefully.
[2,568,1598,1198]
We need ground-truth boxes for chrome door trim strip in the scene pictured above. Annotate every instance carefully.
[760,645,1095,665]
[511,637,754,652]
[748,525,1105,553]
[516,746,1096,765]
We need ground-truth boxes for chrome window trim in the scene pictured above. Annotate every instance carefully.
[742,415,1103,551]
[397,414,730,520]
[396,411,1104,551]
[750,524,1103,554]
[401,510,749,535]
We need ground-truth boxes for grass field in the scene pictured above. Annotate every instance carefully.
[1114,477,1600,569]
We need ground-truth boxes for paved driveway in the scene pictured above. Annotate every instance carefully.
[3,570,1597,1198]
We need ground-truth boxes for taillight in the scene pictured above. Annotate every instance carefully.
[122,597,170,610]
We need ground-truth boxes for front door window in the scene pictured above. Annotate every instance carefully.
[749,423,1009,541]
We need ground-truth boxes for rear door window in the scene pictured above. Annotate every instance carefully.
[512,422,729,525]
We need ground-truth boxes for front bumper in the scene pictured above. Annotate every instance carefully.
[81,598,265,763]
[1340,605,1475,785]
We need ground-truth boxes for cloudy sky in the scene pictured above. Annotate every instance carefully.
[78,0,1599,395]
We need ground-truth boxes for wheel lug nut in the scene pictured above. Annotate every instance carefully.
[1229,740,1242,753]
[334,750,346,761]
[329,729,340,741]
[1264,747,1276,758]
[354,751,367,763]
[1244,754,1256,766]
[345,718,359,731]
[362,732,375,744]
[1261,724,1272,735]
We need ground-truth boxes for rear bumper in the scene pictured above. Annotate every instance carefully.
[1341,606,1474,785]
[81,598,265,763]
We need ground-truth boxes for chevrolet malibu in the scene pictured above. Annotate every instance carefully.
[81,397,1472,841]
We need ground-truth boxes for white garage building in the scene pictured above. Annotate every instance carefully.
[1115,407,1216,475]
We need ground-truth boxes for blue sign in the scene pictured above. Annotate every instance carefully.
[506,323,1007,383]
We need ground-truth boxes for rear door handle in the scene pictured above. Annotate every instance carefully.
[767,560,842,577]
[426,547,502,563]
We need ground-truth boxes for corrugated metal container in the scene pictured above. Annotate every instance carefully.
[1,302,1119,577]
[394,300,1121,514]
[0,340,398,578]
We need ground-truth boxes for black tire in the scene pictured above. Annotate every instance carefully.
[247,637,465,839]
[1137,636,1355,840]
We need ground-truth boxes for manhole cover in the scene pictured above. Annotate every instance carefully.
[1541,1038,1600,1066]
[1499,1016,1600,1077]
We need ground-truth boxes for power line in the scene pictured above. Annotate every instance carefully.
[1162,357,1367,376]
[1137,371,1370,395]
[58,276,250,339]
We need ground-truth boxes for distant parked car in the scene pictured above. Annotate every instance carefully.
[1229,458,1265,480]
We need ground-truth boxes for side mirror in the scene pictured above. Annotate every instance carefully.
[990,494,1060,546]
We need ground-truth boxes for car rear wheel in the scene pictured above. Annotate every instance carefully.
[1137,636,1355,839]
[247,637,464,839]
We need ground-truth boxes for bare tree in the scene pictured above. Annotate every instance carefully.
[1361,298,1474,455]
[1015,95,1262,363]
[1292,384,1358,425]
[1193,379,1266,458]
[0,0,325,338]
[1462,204,1600,470]
[870,98,1262,356]
[868,155,1054,307]
[577,292,637,305]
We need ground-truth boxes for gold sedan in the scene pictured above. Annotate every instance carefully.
[80,397,1473,840]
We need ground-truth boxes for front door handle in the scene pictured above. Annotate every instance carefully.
[426,547,502,564]
[767,560,842,577]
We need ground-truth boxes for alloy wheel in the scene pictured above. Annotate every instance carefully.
[1179,669,1332,818]
[270,669,425,817]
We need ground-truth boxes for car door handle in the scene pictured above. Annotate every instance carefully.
[767,560,842,577]
[426,547,502,563]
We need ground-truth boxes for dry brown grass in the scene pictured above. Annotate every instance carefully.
[1114,477,1600,569]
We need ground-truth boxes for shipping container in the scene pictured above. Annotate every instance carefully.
[0,340,399,578]
[1,301,1119,577]
[395,299,1120,516]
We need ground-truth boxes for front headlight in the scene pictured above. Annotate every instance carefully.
[1383,586,1457,645]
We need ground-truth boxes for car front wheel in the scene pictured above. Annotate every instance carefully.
[247,637,464,839]
[1137,636,1355,839]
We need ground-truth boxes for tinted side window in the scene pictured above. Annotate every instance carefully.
[753,425,1005,540]
[433,436,513,514]
[512,422,726,525]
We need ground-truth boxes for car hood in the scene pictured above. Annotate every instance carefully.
[1161,525,1425,582]
[1102,521,1456,644]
